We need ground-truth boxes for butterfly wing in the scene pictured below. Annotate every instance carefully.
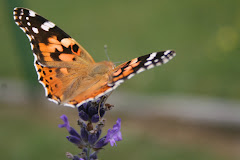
[108,50,176,89]
[13,7,95,106]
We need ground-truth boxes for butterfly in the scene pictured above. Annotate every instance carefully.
[13,7,176,108]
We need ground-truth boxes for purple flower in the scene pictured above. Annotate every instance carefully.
[67,135,82,147]
[94,136,107,149]
[104,118,122,146]
[78,99,106,123]
[58,115,71,131]
[59,99,122,160]
[79,110,89,121]
[59,115,81,139]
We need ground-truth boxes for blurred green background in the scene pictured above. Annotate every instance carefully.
[1,0,240,160]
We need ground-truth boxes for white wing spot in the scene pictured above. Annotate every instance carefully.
[112,85,118,90]
[45,21,55,28]
[144,61,152,66]
[41,25,49,31]
[115,79,124,86]
[49,98,60,105]
[30,43,34,50]
[147,52,157,61]
[29,10,36,17]
[32,27,39,34]
[33,54,40,79]
[41,21,55,31]
[64,103,75,108]
[24,27,29,32]
[156,62,162,66]
[26,34,32,41]
[20,27,26,33]
[26,17,29,20]
[27,22,31,26]
[163,58,169,64]
[127,73,135,79]
[15,21,20,26]
[95,93,105,100]
[76,98,94,107]
[147,64,155,69]
[13,10,17,15]
[164,50,171,56]
[20,9,24,15]
[108,83,114,87]
[136,67,146,74]
[154,59,159,63]
[167,54,172,58]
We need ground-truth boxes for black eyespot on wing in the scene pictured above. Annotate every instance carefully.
[72,44,79,53]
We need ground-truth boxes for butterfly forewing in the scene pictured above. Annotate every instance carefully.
[13,7,95,65]
[13,7,96,106]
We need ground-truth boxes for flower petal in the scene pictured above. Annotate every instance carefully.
[67,136,82,145]
[104,118,122,146]
[88,133,98,145]
[91,114,99,123]
[69,127,81,138]
[59,115,71,132]
[81,127,89,142]
[94,136,108,149]
[79,110,89,121]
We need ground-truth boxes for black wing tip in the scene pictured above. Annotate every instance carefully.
[13,7,35,16]
[14,7,29,11]
[157,50,176,54]
[159,50,176,57]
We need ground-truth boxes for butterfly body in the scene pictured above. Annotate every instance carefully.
[13,7,176,107]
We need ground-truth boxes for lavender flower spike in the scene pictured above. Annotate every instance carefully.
[105,118,122,146]
[59,98,121,159]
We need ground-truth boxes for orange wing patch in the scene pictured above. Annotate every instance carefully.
[61,38,81,56]
[38,36,79,63]
[48,36,61,44]
[68,83,112,107]
[111,59,140,82]
[39,41,63,52]
[35,62,64,103]
[59,68,69,74]
[59,54,75,61]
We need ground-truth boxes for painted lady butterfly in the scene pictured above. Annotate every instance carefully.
[13,7,176,108]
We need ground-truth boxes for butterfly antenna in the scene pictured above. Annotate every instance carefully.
[104,44,110,61]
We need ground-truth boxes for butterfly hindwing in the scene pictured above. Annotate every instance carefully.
[71,50,176,107]
[109,50,176,88]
